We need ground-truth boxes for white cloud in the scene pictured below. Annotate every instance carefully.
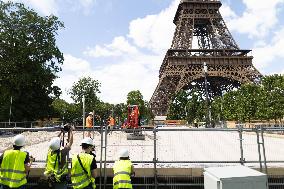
[85,0,180,58]
[253,27,284,71]
[54,54,92,102]
[76,0,97,15]
[220,1,284,73]
[220,4,237,20]
[94,55,161,103]
[62,54,91,72]
[27,0,58,15]
[224,0,284,38]
[54,53,162,104]
[128,0,179,54]
[84,36,138,58]
[78,0,181,103]
[4,0,97,16]
[3,0,57,15]
[79,0,96,8]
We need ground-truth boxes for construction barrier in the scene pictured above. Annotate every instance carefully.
[1,125,284,188]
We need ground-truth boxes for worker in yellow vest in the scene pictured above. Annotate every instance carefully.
[0,134,33,189]
[113,149,135,189]
[71,137,97,189]
[44,127,73,189]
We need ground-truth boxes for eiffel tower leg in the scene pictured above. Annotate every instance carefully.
[150,76,182,116]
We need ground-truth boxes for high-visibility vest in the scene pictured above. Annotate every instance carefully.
[0,150,27,188]
[44,149,68,182]
[71,153,96,189]
[113,160,132,189]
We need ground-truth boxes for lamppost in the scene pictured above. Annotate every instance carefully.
[8,96,13,127]
[203,62,212,128]
[82,95,86,136]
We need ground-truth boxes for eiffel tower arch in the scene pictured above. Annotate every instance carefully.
[150,0,262,116]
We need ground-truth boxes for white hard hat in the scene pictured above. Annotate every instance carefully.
[13,134,25,147]
[81,137,94,146]
[49,137,61,151]
[89,112,93,115]
[119,149,129,158]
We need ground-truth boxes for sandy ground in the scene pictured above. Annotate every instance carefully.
[1,128,284,168]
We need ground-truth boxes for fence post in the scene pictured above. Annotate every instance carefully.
[260,126,268,174]
[99,125,103,189]
[153,127,158,189]
[237,124,245,165]
[255,126,263,172]
[104,125,108,189]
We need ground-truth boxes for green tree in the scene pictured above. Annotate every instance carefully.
[0,2,64,121]
[186,89,206,123]
[126,90,149,120]
[237,84,260,122]
[260,75,284,122]
[69,76,101,111]
[211,96,223,124]
[51,99,81,123]
[95,102,113,125]
[167,90,188,120]
[167,88,206,123]
[221,90,239,121]
[113,103,127,125]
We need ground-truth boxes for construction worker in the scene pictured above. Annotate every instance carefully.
[71,137,97,189]
[0,134,33,189]
[194,119,198,128]
[108,116,115,129]
[86,112,93,138]
[44,126,73,189]
[113,149,135,189]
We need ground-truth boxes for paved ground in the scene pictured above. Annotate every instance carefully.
[1,127,284,168]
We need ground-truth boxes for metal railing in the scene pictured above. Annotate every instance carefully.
[1,125,284,188]
[0,121,63,128]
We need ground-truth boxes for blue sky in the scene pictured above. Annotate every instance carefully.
[4,0,284,104]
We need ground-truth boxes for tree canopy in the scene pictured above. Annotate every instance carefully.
[126,90,152,120]
[69,76,101,107]
[0,2,64,121]
[167,75,284,125]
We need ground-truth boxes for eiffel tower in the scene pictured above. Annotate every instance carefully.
[150,0,262,116]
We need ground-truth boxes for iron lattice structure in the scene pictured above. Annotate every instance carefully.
[150,0,262,116]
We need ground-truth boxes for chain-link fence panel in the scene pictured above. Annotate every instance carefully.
[156,127,242,168]
[262,128,284,165]
[102,129,154,168]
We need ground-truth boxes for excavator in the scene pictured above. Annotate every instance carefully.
[123,105,145,140]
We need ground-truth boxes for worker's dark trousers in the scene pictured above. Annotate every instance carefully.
[81,184,93,189]
[1,185,26,189]
[53,182,67,189]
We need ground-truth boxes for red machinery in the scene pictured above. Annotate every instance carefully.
[125,105,140,129]
[123,105,145,140]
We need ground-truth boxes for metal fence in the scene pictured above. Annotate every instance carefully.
[1,125,284,188]
[0,121,63,128]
